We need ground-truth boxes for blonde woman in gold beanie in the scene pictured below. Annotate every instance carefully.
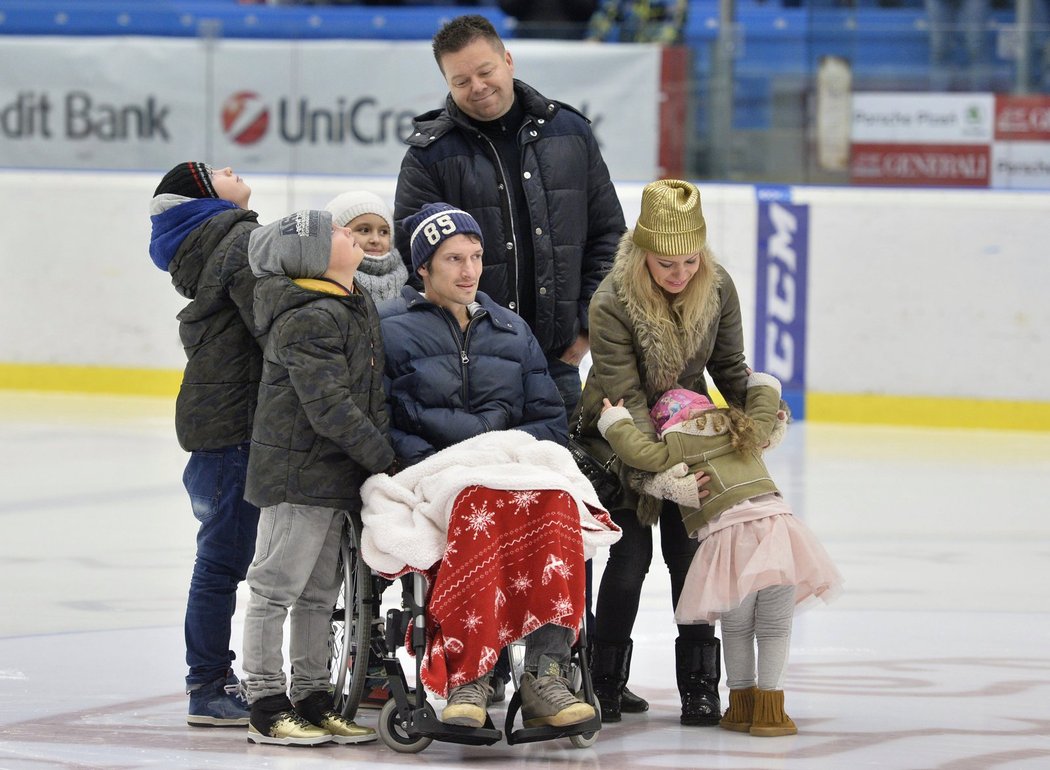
[573,178,750,727]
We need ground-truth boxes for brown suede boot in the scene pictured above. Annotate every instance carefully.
[719,686,756,732]
[749,689,797,736]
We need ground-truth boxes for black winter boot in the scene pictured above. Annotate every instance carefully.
[675,636,722,726]
[590,640,628,723]
[619,640,650,713]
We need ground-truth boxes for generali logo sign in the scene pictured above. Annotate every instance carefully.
[850,144,990,187]
[994,95,1050,142]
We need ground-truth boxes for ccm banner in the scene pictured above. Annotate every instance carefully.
[754,186,809,420]
[0,37,662,180]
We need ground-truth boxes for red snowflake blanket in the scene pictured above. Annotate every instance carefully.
[392,485,602,698]
[359,431,623,696]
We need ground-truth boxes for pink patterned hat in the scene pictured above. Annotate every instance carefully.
[650,388,716,434]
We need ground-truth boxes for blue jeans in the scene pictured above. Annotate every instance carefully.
[183,444,260,688]
[546,355,582,423]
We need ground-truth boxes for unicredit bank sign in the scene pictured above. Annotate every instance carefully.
[0,37,665,182]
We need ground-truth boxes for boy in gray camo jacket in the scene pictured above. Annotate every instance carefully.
[241,209,395,747]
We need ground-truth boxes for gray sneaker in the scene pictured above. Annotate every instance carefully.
[519,672,596,728]
[441,676,493,728]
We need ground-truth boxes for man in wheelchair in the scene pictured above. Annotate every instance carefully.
[362,203,620,732]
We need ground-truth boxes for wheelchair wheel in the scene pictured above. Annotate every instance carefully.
[378,698,433,754]
[569,700,600,748]
[330,512,374,721]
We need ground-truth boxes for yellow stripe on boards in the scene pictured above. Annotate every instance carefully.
[0,363,180,398]
[807,392,1050,432]
[3,363,1049,432]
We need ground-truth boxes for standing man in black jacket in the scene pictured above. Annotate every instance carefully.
[394,13,625,425]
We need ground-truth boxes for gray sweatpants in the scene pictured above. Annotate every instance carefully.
[719,584,795,691]
[242,502,345,704]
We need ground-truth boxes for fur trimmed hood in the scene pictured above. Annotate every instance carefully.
[607,230,724,399]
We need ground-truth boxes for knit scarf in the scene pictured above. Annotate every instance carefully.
[355,249,408,302]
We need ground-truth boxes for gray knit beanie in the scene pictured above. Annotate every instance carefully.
[248,210,333,279]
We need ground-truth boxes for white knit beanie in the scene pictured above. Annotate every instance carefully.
[324,190,394,231]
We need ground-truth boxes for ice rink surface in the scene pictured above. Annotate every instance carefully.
[1,391,1048,769]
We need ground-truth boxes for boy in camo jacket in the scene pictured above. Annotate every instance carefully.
[241,210,395,746]
[148,162,261,727]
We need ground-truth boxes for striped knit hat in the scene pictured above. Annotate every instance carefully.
[406,202,484,272]
[153,162,218,199]
[632,179,706,256]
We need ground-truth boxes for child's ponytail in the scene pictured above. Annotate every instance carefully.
[695,406,761,453]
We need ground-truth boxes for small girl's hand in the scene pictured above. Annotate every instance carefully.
[601,397,624,413]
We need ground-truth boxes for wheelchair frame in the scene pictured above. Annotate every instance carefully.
[328,510,383,721]
[374,572,601,754]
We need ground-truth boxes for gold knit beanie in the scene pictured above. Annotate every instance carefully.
[632,178,706,256]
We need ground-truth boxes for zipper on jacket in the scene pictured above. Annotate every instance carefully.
[435,305,481,408]
[459,310,485,407]
[477,132,521,316]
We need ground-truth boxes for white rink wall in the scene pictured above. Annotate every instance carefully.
[1,169,1047,404]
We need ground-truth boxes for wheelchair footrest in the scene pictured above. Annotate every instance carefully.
[413,707,503,746]
[505,713,602,746]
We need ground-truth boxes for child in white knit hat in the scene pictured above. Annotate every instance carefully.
[324,190,407,302]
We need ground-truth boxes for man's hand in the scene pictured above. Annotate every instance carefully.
[559,333,590,367]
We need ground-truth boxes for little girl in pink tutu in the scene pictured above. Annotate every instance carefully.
[597,371,841,737]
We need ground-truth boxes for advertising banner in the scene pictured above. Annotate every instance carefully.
[850,92,1050,190]
[754,186,808,420]
[850,93,994,145]
[994,94,1050,142]
[990,95,1050,189]
[0,37,662,180]
[850,143,991,187]
[850,92,994,187]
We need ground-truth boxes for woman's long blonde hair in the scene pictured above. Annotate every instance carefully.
[620,234,718,335]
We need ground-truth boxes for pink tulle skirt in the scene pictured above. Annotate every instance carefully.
[675,494,843,625]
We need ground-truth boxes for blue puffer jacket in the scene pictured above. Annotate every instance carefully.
[379,287,568,466]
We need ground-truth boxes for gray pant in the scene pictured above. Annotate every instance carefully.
[243,502,345,704]
[720,584,795,691]
[523,624,575,677]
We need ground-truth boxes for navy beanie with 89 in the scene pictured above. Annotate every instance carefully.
[405,203,484,272]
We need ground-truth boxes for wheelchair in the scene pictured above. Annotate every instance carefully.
[373,572,602,754]
[327,510,385,721]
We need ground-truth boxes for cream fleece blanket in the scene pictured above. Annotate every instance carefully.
[360,430,622,575]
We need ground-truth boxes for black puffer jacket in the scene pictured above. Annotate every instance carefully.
[394,80,625,358]
[379,287,568,468]
[246,278,394,510]
[165,207,262,451]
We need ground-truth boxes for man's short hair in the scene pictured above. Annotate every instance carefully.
[432,14,504,71]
